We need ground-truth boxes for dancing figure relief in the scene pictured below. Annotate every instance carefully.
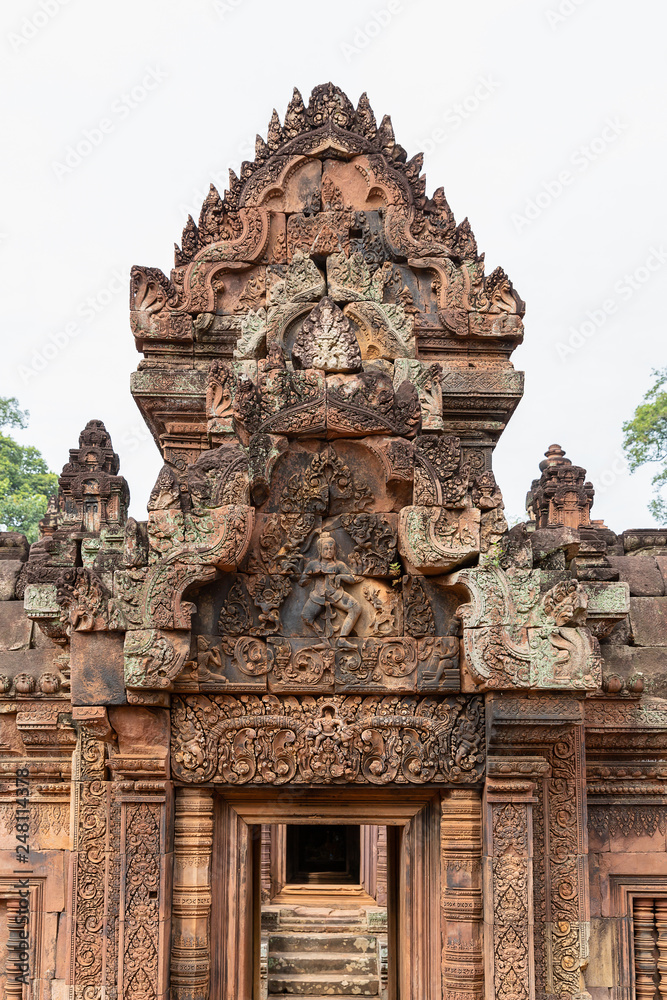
[299,533,361,646]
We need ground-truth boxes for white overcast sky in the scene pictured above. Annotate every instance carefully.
[2,0,666,532]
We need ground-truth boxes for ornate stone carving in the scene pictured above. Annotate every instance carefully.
[171,788,214,1000]
[399,504,481,574]
[589,805,667,838]
[292,297,362,372]
[72,730,119,999]
[403,577,436,636]
[454,552,604,690]
[171,693,484,785]
[298,533,361,640]
[492,801,531,1000]
[527,444,595,530]
[441,790,484,1000]
[56,420,130,533]
[122,802,161,999]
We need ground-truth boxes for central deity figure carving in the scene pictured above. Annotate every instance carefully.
[299,533,361,643]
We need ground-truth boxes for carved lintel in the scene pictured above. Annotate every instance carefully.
[171,693,485,786]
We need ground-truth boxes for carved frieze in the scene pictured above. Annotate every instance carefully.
[171,693,484,785]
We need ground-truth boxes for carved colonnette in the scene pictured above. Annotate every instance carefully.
[109,711,173,1000]
[441,788,484,1000]
[170,787,214,1000]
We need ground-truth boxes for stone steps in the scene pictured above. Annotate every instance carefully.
[267,926,380,998]
[267,972,379,996]
[271,933,376,954]
[269,951,377,975]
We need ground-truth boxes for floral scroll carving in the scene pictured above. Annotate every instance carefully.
[171,693,484,785]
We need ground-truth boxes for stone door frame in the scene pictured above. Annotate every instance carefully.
[211,787,440,1000]
[170,785,484,1000]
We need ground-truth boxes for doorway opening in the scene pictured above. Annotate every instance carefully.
[262,823,387,997]
[210,789,444,1000]
[285,823,361,885]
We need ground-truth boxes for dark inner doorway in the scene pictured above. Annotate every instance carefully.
[285,824,361,884]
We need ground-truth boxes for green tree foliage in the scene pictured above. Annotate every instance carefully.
[0,397,58,543]
[622,368,667,524]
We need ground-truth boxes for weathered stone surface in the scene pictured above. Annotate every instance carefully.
[607,556,665,596]
[529,525,580,564]
[399,505,481,574]
[292,297,362,372]
[601,644,667,698]
[0,531,29,562]
[622,528,667,554]
[0,560,23,600]
[71,630,127,706]
[0,647,61,693]
[656,555,667,591]
[629,597,667,646]
[0,602,33,650]
[5,82,667,1000]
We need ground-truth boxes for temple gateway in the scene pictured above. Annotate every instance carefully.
[1,84,666,1000]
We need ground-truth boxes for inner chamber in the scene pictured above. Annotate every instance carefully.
[261,823,389,998]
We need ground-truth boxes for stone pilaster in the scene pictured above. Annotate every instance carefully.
[484,757,550,1000]
[487,695,592,999]
[117,778,173,1000]
[107,705,173,1000]
[70,723,119,1000]
[545,724,590,999]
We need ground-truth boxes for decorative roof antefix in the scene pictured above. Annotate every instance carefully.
[128,83,527,471]
[174,82,482,266]
[527,444,596,531]
[56,419,129,535]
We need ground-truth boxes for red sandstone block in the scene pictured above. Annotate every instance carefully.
[628,597,667,647]
[607,556,664,596]
[70,630,127,706]
[0,601,33,651]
